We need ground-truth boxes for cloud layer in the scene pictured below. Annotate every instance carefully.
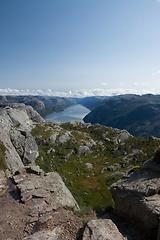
[0,88,160,98]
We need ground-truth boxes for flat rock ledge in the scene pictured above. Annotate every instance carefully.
[13,168,80,212]
[110,159,160,240]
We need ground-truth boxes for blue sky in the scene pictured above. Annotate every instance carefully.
[0,0,160,97]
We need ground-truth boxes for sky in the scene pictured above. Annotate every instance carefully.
[0,0,160,97]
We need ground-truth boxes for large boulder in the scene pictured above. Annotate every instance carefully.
[58,131,73,143]
[110,159,160,239]
[10,129,39,165]
[13,170,80,211]
[82,219,124,240]
[78,146,92,156]
[117,130,132,142]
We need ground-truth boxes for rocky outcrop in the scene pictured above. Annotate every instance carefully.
[83,219,125,240]
[0,117,25,173]
[112,130,132,145]
[110,158,160,239]
[0,104,44,173]
[78,145,92,156]
[10,129,39,165]
[0,103,44,129]
[13,168,80,211]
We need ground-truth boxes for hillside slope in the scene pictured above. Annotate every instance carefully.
[83,94,160,137]
[76,96,109,110]
[0,95,76,117]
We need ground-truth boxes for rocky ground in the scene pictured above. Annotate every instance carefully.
[110,158,160,240]
[0,171,146,240]
[0,175,84,240]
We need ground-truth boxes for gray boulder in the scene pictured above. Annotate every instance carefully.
[117,130,132,142]
[10,129,39,165]
[83,219,124,240]
[85,162,93,170]
[23,132,39,165]
[107,163,121,172]
[78,146,92,156]
[23,227,62,240]
[58,131,73,143]
[110,159,160,239]
[112,130,132,145]
[13,170,80,211]
[48,132,59,144]
[112,138,119,145]
[10,129,26,158]
[80,138,96,148]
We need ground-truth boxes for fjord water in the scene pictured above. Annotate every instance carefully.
[45,104,90,123]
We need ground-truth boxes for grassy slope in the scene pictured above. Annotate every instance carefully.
[32,122,160,213]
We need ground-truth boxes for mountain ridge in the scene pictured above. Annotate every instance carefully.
[83,94,160,138]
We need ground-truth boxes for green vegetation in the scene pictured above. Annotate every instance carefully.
[32,122,160,214]
[31,123,53,139]
[0,141,6,170]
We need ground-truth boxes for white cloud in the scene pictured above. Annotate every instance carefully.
[157,0,160,2]
[132,82,149,87]
[120,81,125,87]
[153,70,160,76]
[1,88,160,98]
[101,82,108,86]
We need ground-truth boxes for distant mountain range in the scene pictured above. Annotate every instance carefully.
[0,95,76,117]
[1,94,160,138]
[83,94,160,138]
[75,96,109,110]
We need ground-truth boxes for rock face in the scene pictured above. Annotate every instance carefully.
[10,129,39,165]
[0,117,25,173]
[83,219,124,240]
[0,103,45,128]
[110,158,160,239]
[13,168,80,211]
[0,103,44,173]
